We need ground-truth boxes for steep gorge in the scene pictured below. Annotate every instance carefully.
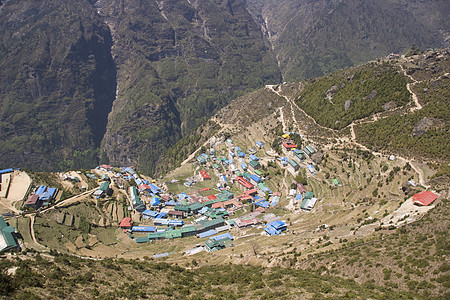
[0,0,116,170]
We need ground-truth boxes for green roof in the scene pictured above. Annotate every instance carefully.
[181,225,197,234]
[288,159,300,168]
[332,178,342,186]
[99,181,109,191]
[175,205,189,212]
[135,236,150,243]
[189,202,203,211]
[213,164,220,169]
[0,217,17,252]
[294,152,304,160]
[165,230,182,239]
[205,237,233,251]
[304,191,314,199]
[258,183,267,189]
[254,170,263,176]
[101,174,109,180]
[198,217,225,229]
[243,172,251,181]
[203,199,222,207]
[249,160,260,168]
[300,199,309,209]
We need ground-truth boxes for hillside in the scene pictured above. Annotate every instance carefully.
[0,0,116,170]
[0,50,448,299]
[1,0,449,175]
[99,0,281,174]
[246,0,450,80]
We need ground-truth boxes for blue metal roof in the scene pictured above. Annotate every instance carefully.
[154,219,170,225]
[151,197,160,206]
[265,226,280,236]
[35,185,47,195]
[210,232,233,241]
[168,220,184,226]
[198,229,217,238]
[249,155,259,161]
[142,210,158,217]
[132,226,156,232]
[155,212,167,218]
[0,168,13,174]
[267,220,287,231]
[149,184,160,194]
[250,174,261,183]
[199,207,209,214]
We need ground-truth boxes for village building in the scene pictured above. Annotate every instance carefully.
[234,176,254,191]
[288,159,300,175]
[282,141,297,155]
[412,191,438,206]
[0,216,19,253]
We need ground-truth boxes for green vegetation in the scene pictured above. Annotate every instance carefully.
[302,197,449,298]
[101,0,281,175]
[356,57,450,161]
[296,63,410,129]
[0,0,115,171]
[0,253,427,299]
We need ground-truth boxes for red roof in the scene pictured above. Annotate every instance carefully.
[239,195,253,201]
[244,188,258,195]
[212,202,225,209]
[24,195,39,206]
[255,207,265,213]
[412,191,438,206]
[206,195,218,200]
[282,142,297,149]
[235,176,254,189]
[199,170,210,180]
[168,210,183,216]
[199,188,210,192]
[139,184,151,191]
[119,217,132,228]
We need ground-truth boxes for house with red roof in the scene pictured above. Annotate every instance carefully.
[199,170,211,181]
[412,191,438,206]
[119,217,132,229]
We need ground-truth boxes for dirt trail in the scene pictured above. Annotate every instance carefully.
[28,214,47,250]
[180,117,232,166]
[265,80,431,189]
[266,85,335,134]
[399,65,422,111]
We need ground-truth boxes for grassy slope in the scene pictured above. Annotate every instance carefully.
[0,253,424,299]
[300,197,450,299]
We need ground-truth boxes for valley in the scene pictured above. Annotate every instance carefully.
[0,49,448,299]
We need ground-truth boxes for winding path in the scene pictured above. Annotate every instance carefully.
[265,71,432,189]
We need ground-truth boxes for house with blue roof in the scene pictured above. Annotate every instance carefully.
[265,220,287,236]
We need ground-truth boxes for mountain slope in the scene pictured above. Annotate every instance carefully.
[0,0,116,170]
[98,0,281,174]
[246,0,450,81]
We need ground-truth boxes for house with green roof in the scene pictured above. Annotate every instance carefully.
[205,237,234,252]
[248,160,261,171]
[332,178,342,187]
[0,217,18,253]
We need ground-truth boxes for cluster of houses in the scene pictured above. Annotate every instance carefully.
[109,140,292,251]
[24,185,59,209]
[278,136,318,177]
